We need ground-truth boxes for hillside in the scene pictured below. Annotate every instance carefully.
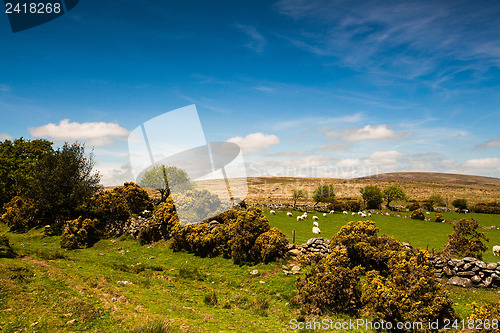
[357,172,500,187]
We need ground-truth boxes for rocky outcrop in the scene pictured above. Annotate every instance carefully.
[299,237,332,257]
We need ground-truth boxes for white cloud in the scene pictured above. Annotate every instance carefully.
[0,133,12,140]
[336,158,360,167]
[29,119,130,146]
[364,150,406,166]
[236,24,266,53]
[264,150,308,157]
[327,125,411,142]
[96,162,134,186]
[461,158,500,170]
[475,138,500,149]
[315,143,350,151]
[227,132,280,154]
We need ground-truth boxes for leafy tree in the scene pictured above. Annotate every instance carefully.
[0,138,53,208]
[360,186,383,209]
[451,198,467,211]
[312,184,335,206]
[382,185,407,209]
[429,194,446,207]
[139,165,192,203]
[292,189,308,208]
[444,218,488,259]
[30,142,101,228]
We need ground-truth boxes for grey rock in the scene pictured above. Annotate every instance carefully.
[448,276,472,288]
[457,271,475,277]
[486,263,498,270]
[249,270,259,275]
[471,275,482,283]
[463,257,477,262]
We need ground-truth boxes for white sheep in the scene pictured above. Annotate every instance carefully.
[270,210,276,215]
[368,213,372,217]
[287,212,293,217]
[312,226,321,234]
[357,211,363,215]
[329,210,335,214]
[297,216,303,221]
[302,214,308,220]
[313,216,319,221]
[352,212,355,216]
[303,212,308,217]
[323,213,327,217]
[343,211,348,215]
[313,221,319,227]
[493,245,500,256]
[361,213,367,218]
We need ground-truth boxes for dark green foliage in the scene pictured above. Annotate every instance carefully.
[254,227,289,263]
[472,202,500,214]
[362,250,455,332]
[410,209,425,220]
[0,234,10,249]
[360,186,383,209]
[312,184,335,206]
[203,291,218,306]
[30,142,101,229]
[0,138,53,208]
[451,198,468,211]
[113,182,153,215]
[329,199,362,212]
[295,248,363,315]
[406,200,421,211]
[177,267,205,281]
[444,218,488,259]
[292,189,307,208]
[172,189,223,226]
[428,194,446,209]
[60,216,100,249]
[0,196,42,231]
[382,185,408,208]
[138,198,178,245]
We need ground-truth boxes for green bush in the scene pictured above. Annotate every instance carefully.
[60,216,100,249]
[433,213,444,222]
[451,198,468,211]
[469,301,500,333]
[410,209,425,220]
[406,200,421,211]
[113,182,153,215]
[254,227,289,263]
[362,250,455,332]
[295,248,363,315]
[0,234,10,249]
[171,189,224,226]
[443,218,488,259]
[472,202,500,214]
[361,186,384,209]
[0,196,42,231]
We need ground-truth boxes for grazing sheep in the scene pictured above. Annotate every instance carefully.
[329,210,335,214]
[361,213,367,218]
[352,212,356,216]
[343,211,348,215]
[297,216,303,221]
[368,213,372,217]
[493,245,500,256]
[270,210,276,215]
[287,212,293,217]
[313,221,319,227]
[425,212,430,215]
[323,213,327,217]
[312,226,321,234]
[313,216,319,221]
[303,212,308,217]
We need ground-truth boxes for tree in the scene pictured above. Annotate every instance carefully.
[30,142,101,228]
[312,184,335,206]
[444,218,488,259]
[382,185,407,209]
[429,194,445,207]
[139,165,192,203]
[0,138,53,208]
[451,198,467,211]
[292,189,308,208]
[360,186,383,209]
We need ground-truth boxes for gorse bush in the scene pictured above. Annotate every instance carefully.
[472,202,500,214]
[60,216,99,249]
[0,196,42,231]
[469,301,500,333]
[362,250,455,332]
[295,248,363,315]
[254,227,289,263]
[172,189,224,226]
[444,218,488,259]
[410,209,425,220]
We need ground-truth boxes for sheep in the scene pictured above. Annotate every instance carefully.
[357,211,363,215]
[343,211,348,215]
[270,210,276,215]
[287,212,293,217]
[313,216,319,221]
[303,212,308,217]
[368,213,372,217]
[329,210,335,214]
[361,213,367,218]
[493,245,500,256]
[297,216,303,221]
[313,221,319,227]
[352,212,355,216]
[312,226,321,234]
[323,213,327,217]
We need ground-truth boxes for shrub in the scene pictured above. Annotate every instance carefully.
[382,185,408,209]
[61,216,100,249]
[113,182,153,215]
[443,218,488,259]
[170,223,215,257]
[469,301,500,333]
[138,198,180,245]
[295,248,363,315]
[360,186,384,209]
[171,189,224,226]
[312,184,335,206]
[433,213,444,222]
[328,199,361,212]
[254,227,289,263]
[410,209,425,220]
[472,202,500,214]
[406,200,421,211]
[362,250,455,332]
[333,220,406,272]
[228,207,270,264]
[451,198,467,211]
[0,196,42,231]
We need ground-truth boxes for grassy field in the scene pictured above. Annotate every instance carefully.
[1,209,499,332]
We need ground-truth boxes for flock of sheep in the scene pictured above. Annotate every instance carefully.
[268,210,500,257]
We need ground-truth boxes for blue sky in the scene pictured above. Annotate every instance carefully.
[1,0,500,185]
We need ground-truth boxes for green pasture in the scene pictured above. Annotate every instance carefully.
[264,210,500,263]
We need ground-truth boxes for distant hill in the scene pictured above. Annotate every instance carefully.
[356,172,500,187]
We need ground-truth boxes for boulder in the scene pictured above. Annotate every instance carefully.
[447,276,472,288]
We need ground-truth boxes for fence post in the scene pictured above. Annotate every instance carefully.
[292,230,295,244]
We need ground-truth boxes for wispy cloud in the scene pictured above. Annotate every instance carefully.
[29,119,130,147]
[326,124,412,142]
[0,133,12,140]
[475,138,500,150]
[264,150,308,157]
[273,113,362,130]
[0,84,10,92]
[314,143,350,151]
[227,132,280,154]
[236,24,266,53]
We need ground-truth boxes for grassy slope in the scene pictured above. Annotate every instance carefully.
[1,209,499,332]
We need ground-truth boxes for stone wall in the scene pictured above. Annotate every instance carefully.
[299,237,332,257]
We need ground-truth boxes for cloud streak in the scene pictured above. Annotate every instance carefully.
[227,132,280,154]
